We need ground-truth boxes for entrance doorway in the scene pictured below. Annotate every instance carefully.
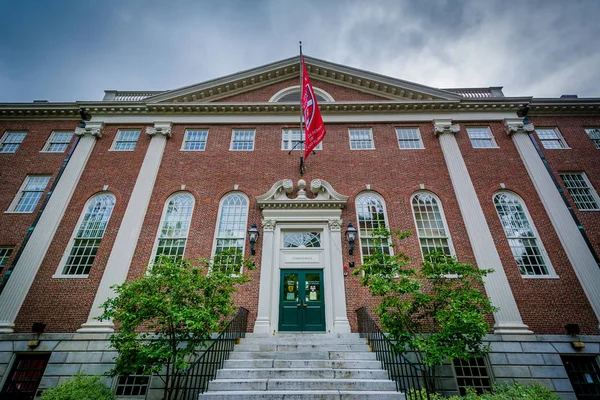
[279,269,325,331]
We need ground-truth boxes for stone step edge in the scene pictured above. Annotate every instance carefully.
[200,390,403,395]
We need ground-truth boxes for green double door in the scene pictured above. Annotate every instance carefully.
[279,269,325,331]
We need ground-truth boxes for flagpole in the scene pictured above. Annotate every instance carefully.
[299,41,304,176]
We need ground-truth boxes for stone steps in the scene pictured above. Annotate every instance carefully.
[199,333,404,399]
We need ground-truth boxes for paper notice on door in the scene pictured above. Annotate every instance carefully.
[309,291,317,301]
[287,293,295,300]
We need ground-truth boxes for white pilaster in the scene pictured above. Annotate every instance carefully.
[78,121,172,333]
[328,219,351,333]
[505,118,600,327]
[0,123,103,333]
[253,219,276,334]
[433,120,532,334]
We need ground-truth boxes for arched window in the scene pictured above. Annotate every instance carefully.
[59,193,115,276]
[411,192,454,257]
[269,86,334,103]
[152,192,195,263]
[212,193,249,274]
[493,192,553,276]
[355,192,391,261]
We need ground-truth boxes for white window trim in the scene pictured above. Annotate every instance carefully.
[465,126,499,149]
[451,356,493,395]
[584,127,600,149]
[560,172,600,212]
[210,192,250,275]
[180,129,209,152]
[354,191,393,264]
[493,190,558,279]
[149,191,195,265]
[53,192,115,279]
[396,127,425,150]
[5,175,51,214]
[0,247,14,267]
[0,131,27,154]
[40,131,74,153]
[229,129,256,151]
[410,191,456,261]
[535,127,570,150]
[348,128,375,150]
[269,85,335,102]
[281,129,323,151]
[109,130,141,152]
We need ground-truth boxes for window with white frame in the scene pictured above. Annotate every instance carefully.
[535,127,568,149]
[59,193,115,276]
[560,172,600,210]
[396,127,423,149]
[466,127,497,148]
[411,192,454,257]
[182,129,208,151]
[212,193,249,274]
[0,247,13,268]
[453,357,492,395]
[283,232,321,248]
[281,129,322,151]
[8,175,51,213]
[349,128,374,150]
[112,130,141,151]
[230,129,255,151]
[42,131,73,153]
[355,193,390,261]
[585,128,600,149]
[152,193,194,263]
[0,131,26,153]
[493,192,552,276]
[114,369,150,398]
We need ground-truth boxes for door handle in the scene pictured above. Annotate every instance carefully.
[297,303,302,307]
[303,303,307,307]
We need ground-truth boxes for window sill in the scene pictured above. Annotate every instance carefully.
[471,146,500,149]
[521,274,560,279]
[229,149,255,152]
[578,209,600,212]
[4,210,34,214]
[39,150,66,154]
[398,147,426,150]
[52,274,90,279]
[180,148,206,152]
[350,148,376,151]
[108,149,137,152]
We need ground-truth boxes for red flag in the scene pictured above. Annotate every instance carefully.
[301,57,326,160]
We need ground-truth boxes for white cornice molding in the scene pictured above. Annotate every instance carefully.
[504,118,535,136]
[74,121,104,138]
[433,120,460,136]
[257,179,348,210]
[146,121,172,138]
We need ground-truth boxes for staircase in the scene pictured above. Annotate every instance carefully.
[199,332,405,399]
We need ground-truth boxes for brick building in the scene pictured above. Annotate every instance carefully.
[0,56,599,398]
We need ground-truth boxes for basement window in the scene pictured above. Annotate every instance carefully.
[452,357,492,395]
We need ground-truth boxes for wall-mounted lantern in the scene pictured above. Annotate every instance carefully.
[248,224,260,255]
[345,223,357,255]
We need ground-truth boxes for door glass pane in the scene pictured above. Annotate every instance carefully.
[305,273,321,302]
[283,273,298,302]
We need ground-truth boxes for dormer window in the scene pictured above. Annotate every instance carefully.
[270,86,334,103]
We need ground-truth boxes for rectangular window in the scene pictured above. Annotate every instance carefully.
[453,357,492,395]
[585,128,600,149]
[396,128,424,149]
[0,131,27,153]
[230,129,255,151]
[466,127,497,148]
[349,128,374,150]
[0,247,13,267]
[42,131,73,153]
[562,356,600,399]
[114,369,150,398]
[282,129,322,151]
[560,172,600,210]
[112,130,141,151]
[182,129,208,151]
[536,127,568,149]
[8,175,51,213]
[0,353,50,397]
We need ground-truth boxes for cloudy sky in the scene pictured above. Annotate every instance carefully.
[1,0,599,102]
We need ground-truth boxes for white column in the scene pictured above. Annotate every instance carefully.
[328,219,351,333]
[434,120,532,334]
[0,123,103,333]
[78,121,172,333]
[505,119,600,327]
[253,219,276,333]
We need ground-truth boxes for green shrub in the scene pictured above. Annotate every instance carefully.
[408,382,561,400]
[40,373,115,400]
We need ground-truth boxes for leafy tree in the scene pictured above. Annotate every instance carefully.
[354,227,497,389]
[98,252,255,400]
[40,374,115,400]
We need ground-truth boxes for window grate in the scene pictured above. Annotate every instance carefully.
[562,356,600,399]
[0,131,26,153]
[183,130,208,151]
[396,128,423,149]
[115,368,150,397]
[0,353,50,396]
[453,357,492,395]
[560,173,600,210]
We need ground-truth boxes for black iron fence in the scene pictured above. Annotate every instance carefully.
[176,306,249,400]
[356,306,434,400]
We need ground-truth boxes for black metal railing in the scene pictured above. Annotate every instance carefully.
[356,306,434,400]
[176,306,249,400]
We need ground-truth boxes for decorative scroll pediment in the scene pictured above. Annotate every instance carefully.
[257,179,348,209]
